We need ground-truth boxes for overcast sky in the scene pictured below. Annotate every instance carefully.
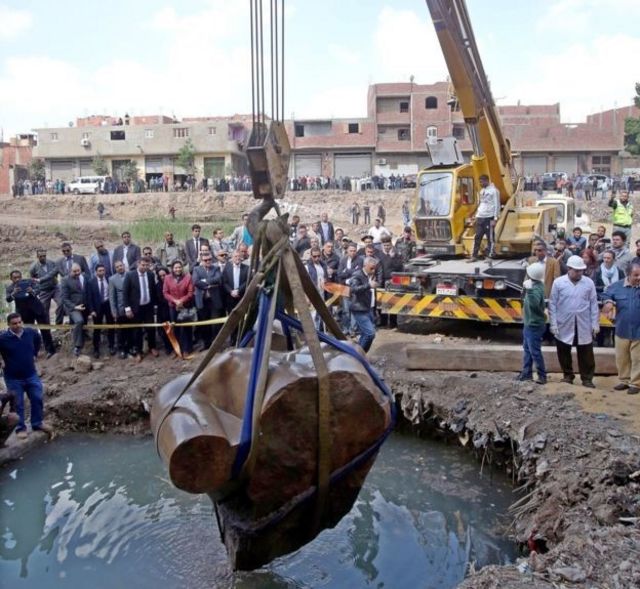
[1,0,639,137]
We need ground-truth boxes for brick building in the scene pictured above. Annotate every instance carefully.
[0,134,35,195]
[6,82,637,195]
[287,81,631,179]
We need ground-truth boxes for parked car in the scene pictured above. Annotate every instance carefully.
[67,176,106,195]
[541,172,567,191]
[586,174,610,190]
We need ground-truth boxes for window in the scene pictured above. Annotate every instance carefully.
[110,130,125,141]
[417,173,453,216]
[145,129,154,139]
[208,126,217,135]
[173,127,190,138]
[295,124,305,137]
[81,132,90,140]
[50,132,58,141]
[398,129,410,141]
[348,123,360,134]
[399,101,409,113]
[592,155,611,165]
[457,177,474,205]
[427,126,438,139]
[452,124,465,140]
[425,96,438,109]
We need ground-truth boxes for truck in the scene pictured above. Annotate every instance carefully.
[382,0,591,326]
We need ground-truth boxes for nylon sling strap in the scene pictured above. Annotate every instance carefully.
[281,248,332,528]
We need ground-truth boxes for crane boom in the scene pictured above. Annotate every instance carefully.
[425,0,515,202]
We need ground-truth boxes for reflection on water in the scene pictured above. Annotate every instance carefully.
[0,433,516,588]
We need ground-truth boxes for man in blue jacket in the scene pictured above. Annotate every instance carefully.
[602,262,640,394]
[0,313,53,439]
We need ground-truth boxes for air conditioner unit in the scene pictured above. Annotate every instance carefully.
[80,138,90,147]
[377,158,388,165]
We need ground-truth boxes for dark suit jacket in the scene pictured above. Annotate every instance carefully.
[60,274,90,314]
[87,276,111,314]
[113,243,141,270]
[185,237,210,268]
[122,269,157,314]
[192,264,223,310]
[318,221,335,244]
[349,268,375,312]
[222,263,249,300]
[56,254,89,277]
[337,255,363,284]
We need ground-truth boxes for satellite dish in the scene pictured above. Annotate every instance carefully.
[68,121,74,127]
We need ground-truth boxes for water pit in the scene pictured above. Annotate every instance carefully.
[0,432,516,589]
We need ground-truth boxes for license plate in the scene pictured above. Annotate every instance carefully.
[436,284,457,296]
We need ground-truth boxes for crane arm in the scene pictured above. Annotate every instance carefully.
[425,0,515,202]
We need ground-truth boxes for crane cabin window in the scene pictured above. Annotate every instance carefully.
[417,173,453,217]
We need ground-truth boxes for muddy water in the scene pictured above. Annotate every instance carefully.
[0,433,516,588]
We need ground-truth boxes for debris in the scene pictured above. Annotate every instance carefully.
[74,355,92,374]
[552,566,587,583]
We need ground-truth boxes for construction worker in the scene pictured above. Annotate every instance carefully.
[518,263,547,384]
[608,190,633,242]
[469,174,500,261]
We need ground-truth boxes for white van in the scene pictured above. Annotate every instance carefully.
[68,176,106,194]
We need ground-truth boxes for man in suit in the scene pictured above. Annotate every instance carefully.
[319,212,335,246]
[222,250,249,344]
[112,231,141,272]
[192,251,224,348]
[185,224,210,270]
[122,256,159,362]
[108,260,130,359]
[222,250,249,312]
[5,270,56,358]
[56,242,89,277]
[87,264,115,358]
[60,263,90,356]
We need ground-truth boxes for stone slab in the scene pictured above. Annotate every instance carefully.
[406,343,617,375]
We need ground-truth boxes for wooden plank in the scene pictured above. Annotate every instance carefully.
[406,343,617,375]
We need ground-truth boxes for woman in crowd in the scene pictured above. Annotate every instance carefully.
[580,248,598,280]
[162,260,195,359]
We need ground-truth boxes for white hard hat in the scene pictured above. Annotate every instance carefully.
[526,262,545,282]
[566,255,587,270]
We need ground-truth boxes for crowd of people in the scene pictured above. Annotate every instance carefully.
[0,210,419,440]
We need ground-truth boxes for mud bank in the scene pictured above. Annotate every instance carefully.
[378,355,640,588]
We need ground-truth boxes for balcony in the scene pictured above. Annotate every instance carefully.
[376,111,411,125]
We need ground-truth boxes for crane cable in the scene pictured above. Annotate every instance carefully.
[250,0,285,141]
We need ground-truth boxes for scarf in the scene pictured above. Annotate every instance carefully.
[600,263,619,286]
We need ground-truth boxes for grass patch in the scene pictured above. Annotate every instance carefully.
[118,217,238,246]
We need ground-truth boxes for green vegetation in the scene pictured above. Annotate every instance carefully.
[624,82,640,155]
[118,217,237,246]
[176,138,197,176]
[122,160,140,184]
[92,153,109,176]
[28,158,46,182]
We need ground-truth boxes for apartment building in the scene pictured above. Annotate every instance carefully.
[287,81,628,178]
[0,134,35,194]
[32,114,250,185]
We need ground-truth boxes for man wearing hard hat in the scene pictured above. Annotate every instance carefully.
[548,255,600,388]
[518,262,547,385]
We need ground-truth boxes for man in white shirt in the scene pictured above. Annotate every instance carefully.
[470,174,501,261]
[548,255,600,388]
[368,218,391,244]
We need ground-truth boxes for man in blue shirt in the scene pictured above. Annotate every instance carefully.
[602,262,640,395]
[0,313,53,439]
